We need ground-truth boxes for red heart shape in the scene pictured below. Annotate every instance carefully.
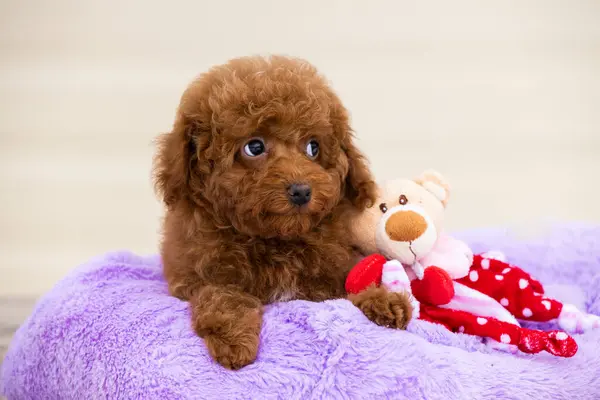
[345,254,386,294]
[545,331,578,358]
[411,266,455,305]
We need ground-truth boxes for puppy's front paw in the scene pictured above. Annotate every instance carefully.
[191,287,263,370]
[203,332,260,370]
[349,285,413,329]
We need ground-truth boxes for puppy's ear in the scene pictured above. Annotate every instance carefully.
[331,102,377,209]
[153,113,211,208]
[342,139,377,209]
[414,169,451,207]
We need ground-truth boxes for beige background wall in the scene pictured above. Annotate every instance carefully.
[1,0,599,297]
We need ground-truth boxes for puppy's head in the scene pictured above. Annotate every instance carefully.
[153,55,376,238]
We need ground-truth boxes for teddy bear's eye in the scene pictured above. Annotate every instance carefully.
[379,203,388,213]
[399,194,408,205]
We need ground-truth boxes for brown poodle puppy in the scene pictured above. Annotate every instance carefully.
[153,55,412,370]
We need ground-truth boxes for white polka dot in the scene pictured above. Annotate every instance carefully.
[483,251,506,261]
[495,275,504,281]
[481,259,490,270]
[522,308,533,317]
[502,267,511,274]
[500,334,511,344]
[469,271,479,282]
[458,326,465,333]
[519,279,529,289]
[556,332,568,341]
[500,298,509,306]
[477,317,488,325]
[542,300,551,310]
[534,292,541,297]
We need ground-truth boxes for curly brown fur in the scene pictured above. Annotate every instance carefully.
[153,55,413,370]
[347,285,413,329]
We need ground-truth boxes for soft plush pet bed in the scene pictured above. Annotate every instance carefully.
[2,222,600,399]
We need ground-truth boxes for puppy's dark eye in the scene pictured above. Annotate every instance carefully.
[305,139,319,159]
[379,203,388,213]
[399,194,408,205]
[243,138,266,157]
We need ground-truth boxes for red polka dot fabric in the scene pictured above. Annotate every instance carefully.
[456,255,563,322]
[347,251,582,357]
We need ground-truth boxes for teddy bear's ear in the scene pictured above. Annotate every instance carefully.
[414,169,451,206]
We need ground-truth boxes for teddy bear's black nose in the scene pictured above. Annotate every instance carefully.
[287,184,312,206]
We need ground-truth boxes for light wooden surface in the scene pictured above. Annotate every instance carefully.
[0,298,35,368]
[1,0,599,354]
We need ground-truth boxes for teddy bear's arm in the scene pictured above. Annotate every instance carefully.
[345,254,386,294]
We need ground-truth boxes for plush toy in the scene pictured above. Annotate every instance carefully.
[346,170,600,358]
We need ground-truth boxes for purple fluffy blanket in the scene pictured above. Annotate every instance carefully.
[3,223,600,399]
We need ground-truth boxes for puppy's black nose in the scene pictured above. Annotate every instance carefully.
[287,184,312,206]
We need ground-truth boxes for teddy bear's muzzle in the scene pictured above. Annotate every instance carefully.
[385,210,427,242]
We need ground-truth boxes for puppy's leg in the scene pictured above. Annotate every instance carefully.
[166,271,202,301]
[191,285,263,370]
[348,284,413,329]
